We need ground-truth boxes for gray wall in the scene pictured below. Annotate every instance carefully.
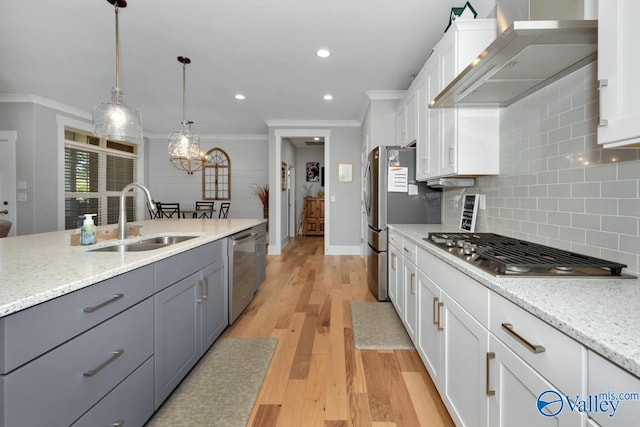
[442,63,640,274]
[147,136,269,219]
[0,101,90,235]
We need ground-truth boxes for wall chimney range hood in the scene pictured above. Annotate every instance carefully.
[430,0,597,108]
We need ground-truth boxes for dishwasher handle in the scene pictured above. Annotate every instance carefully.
[232,231,257,245]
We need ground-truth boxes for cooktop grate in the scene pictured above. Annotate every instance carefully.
[426,232,626,275]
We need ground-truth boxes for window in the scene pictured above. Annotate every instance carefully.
[202,147,231,200]
[64,129,137,229]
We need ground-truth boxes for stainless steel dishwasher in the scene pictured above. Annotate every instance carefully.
[228,229,257,324]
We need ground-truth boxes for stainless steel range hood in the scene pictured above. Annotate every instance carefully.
[430,0,597,108]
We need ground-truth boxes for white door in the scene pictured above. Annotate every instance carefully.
[0,131,17,236]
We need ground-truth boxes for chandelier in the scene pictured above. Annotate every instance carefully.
[92,0,143,143]
[168,56,203,174]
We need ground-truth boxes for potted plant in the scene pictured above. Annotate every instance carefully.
[250,183,269,220]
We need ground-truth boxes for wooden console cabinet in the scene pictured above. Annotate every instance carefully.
[303,197,324,236]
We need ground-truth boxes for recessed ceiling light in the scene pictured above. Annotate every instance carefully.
[316,49,330,58]
[323,94,333,101]
[235,94,245,100]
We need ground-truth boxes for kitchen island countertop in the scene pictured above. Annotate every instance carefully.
[0,219,264,317]
[390,224,640,378]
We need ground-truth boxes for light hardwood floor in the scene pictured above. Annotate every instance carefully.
[223,236,455,427]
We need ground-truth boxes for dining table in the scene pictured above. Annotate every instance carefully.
[181,209,217,219]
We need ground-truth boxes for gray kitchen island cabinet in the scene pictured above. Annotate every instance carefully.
[154,239,228,408]
[0,264,155,427]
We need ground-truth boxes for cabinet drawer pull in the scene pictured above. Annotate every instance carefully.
[111,421,125,427]
[83,349,124,377]
[486,352,496,396]
[403,247,410,253]
[501,323,545,354]
[391,253,396,271]
[598,78,609,127]
[83,293,124,313]
[432,297,439,325]
[437,301,444,331]
[203,277,209,300]
[197,279,204,304]
[410,273,415,295]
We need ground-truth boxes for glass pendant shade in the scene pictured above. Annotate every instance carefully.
[168,121,203,175]
[92,0,143,143]
[93,88,143,143]
[168,56,202,174]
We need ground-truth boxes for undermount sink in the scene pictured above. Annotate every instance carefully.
[89,235,198,252]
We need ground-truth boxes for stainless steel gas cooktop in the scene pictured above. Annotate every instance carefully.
[423,232,634,278]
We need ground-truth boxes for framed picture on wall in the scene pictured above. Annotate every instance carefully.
[306,162,320,182]
[338,163,353,183]
[281,162,287,191]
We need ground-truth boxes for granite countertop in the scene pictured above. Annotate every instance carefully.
[389,224,640,378]
[0,219,265,317]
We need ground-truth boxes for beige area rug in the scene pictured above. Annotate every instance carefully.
[146,337,277,427]
[350,302,414,350]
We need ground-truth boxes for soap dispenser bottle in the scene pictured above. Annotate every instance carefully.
[80,214,97,245]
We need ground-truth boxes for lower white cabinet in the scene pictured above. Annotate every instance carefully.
[488,335,582,427]
[587,350,640,426]
[403,258,418,343]
[391,248,405,320]
[439,291,489,427]
[417,269,442,386]
[388,243,401,308]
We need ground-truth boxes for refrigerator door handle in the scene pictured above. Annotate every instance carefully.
[364,159,371,216]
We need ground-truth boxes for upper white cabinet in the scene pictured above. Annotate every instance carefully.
[598,0,640,148]
[396,87,419,146]
[434,19,500,178]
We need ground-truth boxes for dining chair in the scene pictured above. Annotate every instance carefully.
[147,200,161,219]
[157,202,181,219]
[195,201,215,218]
[218,202,230,219]
[0,220,11,238]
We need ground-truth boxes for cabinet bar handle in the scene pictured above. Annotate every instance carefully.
[437,302,444,331]
[110,421,124,427]
[410,273,415,295]
[83,349,124,377]
[448,146,455,167]
[486,352,496,396]
[203,277,209,300]
[403,247,409,253]
[197,279,204,304]
[83,293,124,313]
[432,297,439,324]
[501,323,545,354]
[391,253,396,271]
[598,79,609,127]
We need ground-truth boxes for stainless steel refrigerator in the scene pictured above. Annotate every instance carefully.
[364,146,441,301]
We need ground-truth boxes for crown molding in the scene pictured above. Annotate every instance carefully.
[364,90,406,100]
[0,94,91,120]
[265,119,361,128]
[145,132,268,141]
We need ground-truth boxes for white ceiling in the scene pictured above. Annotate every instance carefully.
[0,0,495,137]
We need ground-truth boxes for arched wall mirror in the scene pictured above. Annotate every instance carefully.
[202,147,231,200]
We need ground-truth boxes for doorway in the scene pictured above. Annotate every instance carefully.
[0,131,17,236]
[272,129,330,256]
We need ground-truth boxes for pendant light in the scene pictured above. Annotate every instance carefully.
[168,56,203,175]
[92,0,143,143]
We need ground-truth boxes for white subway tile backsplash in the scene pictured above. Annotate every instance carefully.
[602,180,637,198]
[586,230,618,250]
[571,182,600,198]
[572,213,601,230]
[443,64,640,274]
[602,216,638,235]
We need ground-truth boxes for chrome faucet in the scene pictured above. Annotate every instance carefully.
[119,183,156,240]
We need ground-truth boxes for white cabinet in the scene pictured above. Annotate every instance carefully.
[429,19,499,178]
[488,335,581,427]
[416,57,438,181]
[598,0,640,148]
[396,88,419,146]
[388,243,402,308]
[403,258,418,343]
[415,245,490,427]
[587,350,640,426]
